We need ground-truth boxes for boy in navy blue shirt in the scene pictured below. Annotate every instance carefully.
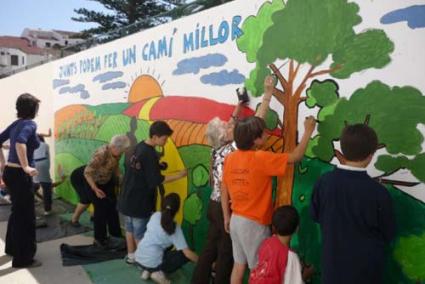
[310,124,396,284]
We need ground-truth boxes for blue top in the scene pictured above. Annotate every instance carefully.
[310,166,396,284]
[0,119,40,167]
[135,212,188,268]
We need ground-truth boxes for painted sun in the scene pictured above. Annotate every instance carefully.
[128,74,163,103]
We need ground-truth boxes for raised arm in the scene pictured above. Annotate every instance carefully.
[38,128,52,138]
[287,116,316,163]
[228,100,245,126]
[255,75,274,119]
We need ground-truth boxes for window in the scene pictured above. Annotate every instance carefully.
[0,52,4,55]
[11,55,18,66]
[45,42,51,48]
[22,56,25,65]
[65,40,68,45]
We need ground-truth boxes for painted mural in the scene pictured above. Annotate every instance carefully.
[48,0,425,282]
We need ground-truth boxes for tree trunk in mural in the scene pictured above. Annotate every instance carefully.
[270,62,336,206]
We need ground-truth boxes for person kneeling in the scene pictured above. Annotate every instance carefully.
[135,193,198,284]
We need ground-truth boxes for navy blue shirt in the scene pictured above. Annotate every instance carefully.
[0,119,40,167]
[310,166,396,284]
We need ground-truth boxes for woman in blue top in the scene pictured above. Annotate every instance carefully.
[0,93,41,268]
[135,193,198,284]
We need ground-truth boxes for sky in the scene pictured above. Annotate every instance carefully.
[0,0,109,36]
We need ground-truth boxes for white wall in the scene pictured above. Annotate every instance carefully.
[0,63,55,156]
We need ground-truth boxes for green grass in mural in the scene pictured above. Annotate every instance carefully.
[393,233,425,281]
[54,152,85,204]
[182,185,212,254]
[290,157,425,284]
[87,103,129,116]
[95,114,150,142]
[178,144,211,170]
[291,158,333,283]
[384,186,425,283]
[56,139,106,165]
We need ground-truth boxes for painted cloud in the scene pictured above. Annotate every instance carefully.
[93,71,124,83]
[59,84,90,99]
[381,5,425,29]
[173,54,227,75]
[201,69,245,86]
[102,81,127,90]
[52,79,70,89]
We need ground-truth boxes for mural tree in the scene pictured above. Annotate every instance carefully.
[237,0,394,205]
[308,80,425,185]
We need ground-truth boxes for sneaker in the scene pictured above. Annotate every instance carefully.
[140,270,150,280]
[124,255,135,265]
[1,194,11,204]
[150,271,170,284]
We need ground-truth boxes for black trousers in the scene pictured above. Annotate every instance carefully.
[92,178,122,242]
[70,166,92,205]
[34,182,53,212]
[139,249,189,274]
[3,166,37,267]
[191,200,233,284]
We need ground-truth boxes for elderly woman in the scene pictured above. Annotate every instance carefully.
[84,134,130,247]
[191,76,275,284]
[0,93,41,268]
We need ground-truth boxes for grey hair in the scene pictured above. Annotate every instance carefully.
[110,135,130,152]
[206,117,227,149]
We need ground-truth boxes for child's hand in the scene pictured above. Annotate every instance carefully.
[304,116,316,134]
[302,264,315,281]
[264,75,275,93]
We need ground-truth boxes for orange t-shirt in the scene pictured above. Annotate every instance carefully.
[222,150,288,225]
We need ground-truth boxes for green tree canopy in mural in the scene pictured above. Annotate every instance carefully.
[236,0,394,205]
[310,81,425,183]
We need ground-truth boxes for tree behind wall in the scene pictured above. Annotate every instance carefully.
[72,0,234,37]
[72,0,173,37]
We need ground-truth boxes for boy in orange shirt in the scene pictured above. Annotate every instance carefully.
[221,115,316,284]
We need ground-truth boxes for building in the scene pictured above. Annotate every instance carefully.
[0,29,84,78]
[21,28,84,49]
[0,36,49,77]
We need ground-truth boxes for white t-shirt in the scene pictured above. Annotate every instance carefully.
[135,212,188,268]
[283,250,304,284]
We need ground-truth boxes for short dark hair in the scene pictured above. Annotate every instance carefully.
[234,116,266,150]
[149,121,173,138]
[16,93,40,119]
[272,205,299,236]
[340,124,378,161]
